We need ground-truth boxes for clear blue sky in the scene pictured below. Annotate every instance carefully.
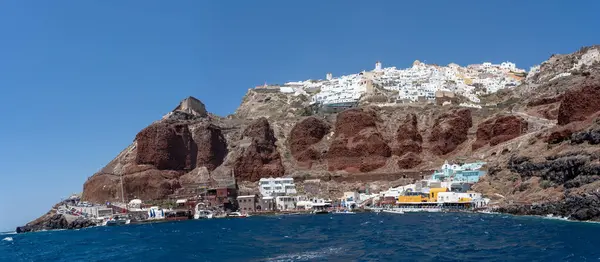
[1,0,599,231]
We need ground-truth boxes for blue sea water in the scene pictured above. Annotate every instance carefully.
[2,212,600,262]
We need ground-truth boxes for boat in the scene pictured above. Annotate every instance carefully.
[165,210,193,221]
[194,203,214,219]
[194,210,214,219]
[103,215,131,226]
[382,209,405,214]
[333,210,355,214]
[312,209,330,214]
[228,212,248,218]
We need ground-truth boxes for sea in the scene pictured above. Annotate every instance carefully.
[2,212,600,262]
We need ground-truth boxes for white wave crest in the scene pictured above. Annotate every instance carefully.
[2,237,13,242]
[264,247,344,261]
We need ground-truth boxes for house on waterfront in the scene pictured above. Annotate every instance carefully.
[237,195,258,213]
[296,197,331,211]
[258,177,298,211]
[259,196,275,211]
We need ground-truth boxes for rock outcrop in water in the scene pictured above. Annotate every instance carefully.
[16,209,96,233]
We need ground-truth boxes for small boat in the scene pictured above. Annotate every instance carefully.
[382,209,405,214]
[228,212,248,218]
[165,210,193,221]
[312,209,330,215]
[194,210,214,220]
[333,210,355,214]
[103,215,131,226]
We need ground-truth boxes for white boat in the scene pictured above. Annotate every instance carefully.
[228,212,248,218]
[103,215,130,226]
[312,209,330,215]
[382,209,405,214]
[333,210,355,214]
[194,210,214,219]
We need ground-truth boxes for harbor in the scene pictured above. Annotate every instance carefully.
[35,160,492,230]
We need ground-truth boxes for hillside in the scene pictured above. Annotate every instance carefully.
[20,45,600,230]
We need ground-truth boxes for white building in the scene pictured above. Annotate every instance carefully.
[278,60,524,107]
[437,192,483,203]
[259,177,297,197]
[275,196,297,211]
[375,61,382,71]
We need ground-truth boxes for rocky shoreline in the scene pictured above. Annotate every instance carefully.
[16,214,97,233]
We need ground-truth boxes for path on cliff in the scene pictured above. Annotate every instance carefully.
[511,108,556,131]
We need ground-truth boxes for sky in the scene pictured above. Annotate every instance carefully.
[1,0,599,231]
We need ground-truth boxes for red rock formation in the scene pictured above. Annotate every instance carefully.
[289,117,331,163]
[194,124,228,171]
[472,115,528,150]
[558,82,600,125]
[234,118,285,182]
[135,122,197,171]
[393,113,423,155]
[326,109,391,172]
[391,113,422,169]
[83,117,228,202]
[82,170,183,203]
[429,108,472,155]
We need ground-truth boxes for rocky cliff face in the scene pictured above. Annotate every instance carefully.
[471,46,600,221]
[81,98,228,203]
[325,109,391,172]
[233,118,285,182]
[392,113,423,169]
[22,45,600,232]
[288,117,331,166]
[472,115,528,150]
[429,108,472,155]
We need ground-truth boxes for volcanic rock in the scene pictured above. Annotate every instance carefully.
[557,82,600,125]
[429,108,472,155]
[193,124,228,171]
[472,115,528,150]
[392,113,423,155]
[326,109,391,172]
[16,213,96,233]
[289,116,331,164]
[397,152,422,169]
[135,122,197,171]
[234,117,285,182]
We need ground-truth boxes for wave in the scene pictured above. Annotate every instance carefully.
[0,232,16,235]
[2,237,13,242]
[263,247,344,261]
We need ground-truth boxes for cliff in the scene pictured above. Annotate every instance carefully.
[19,45,600,231]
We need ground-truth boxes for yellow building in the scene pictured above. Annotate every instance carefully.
[427,188,448,202]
